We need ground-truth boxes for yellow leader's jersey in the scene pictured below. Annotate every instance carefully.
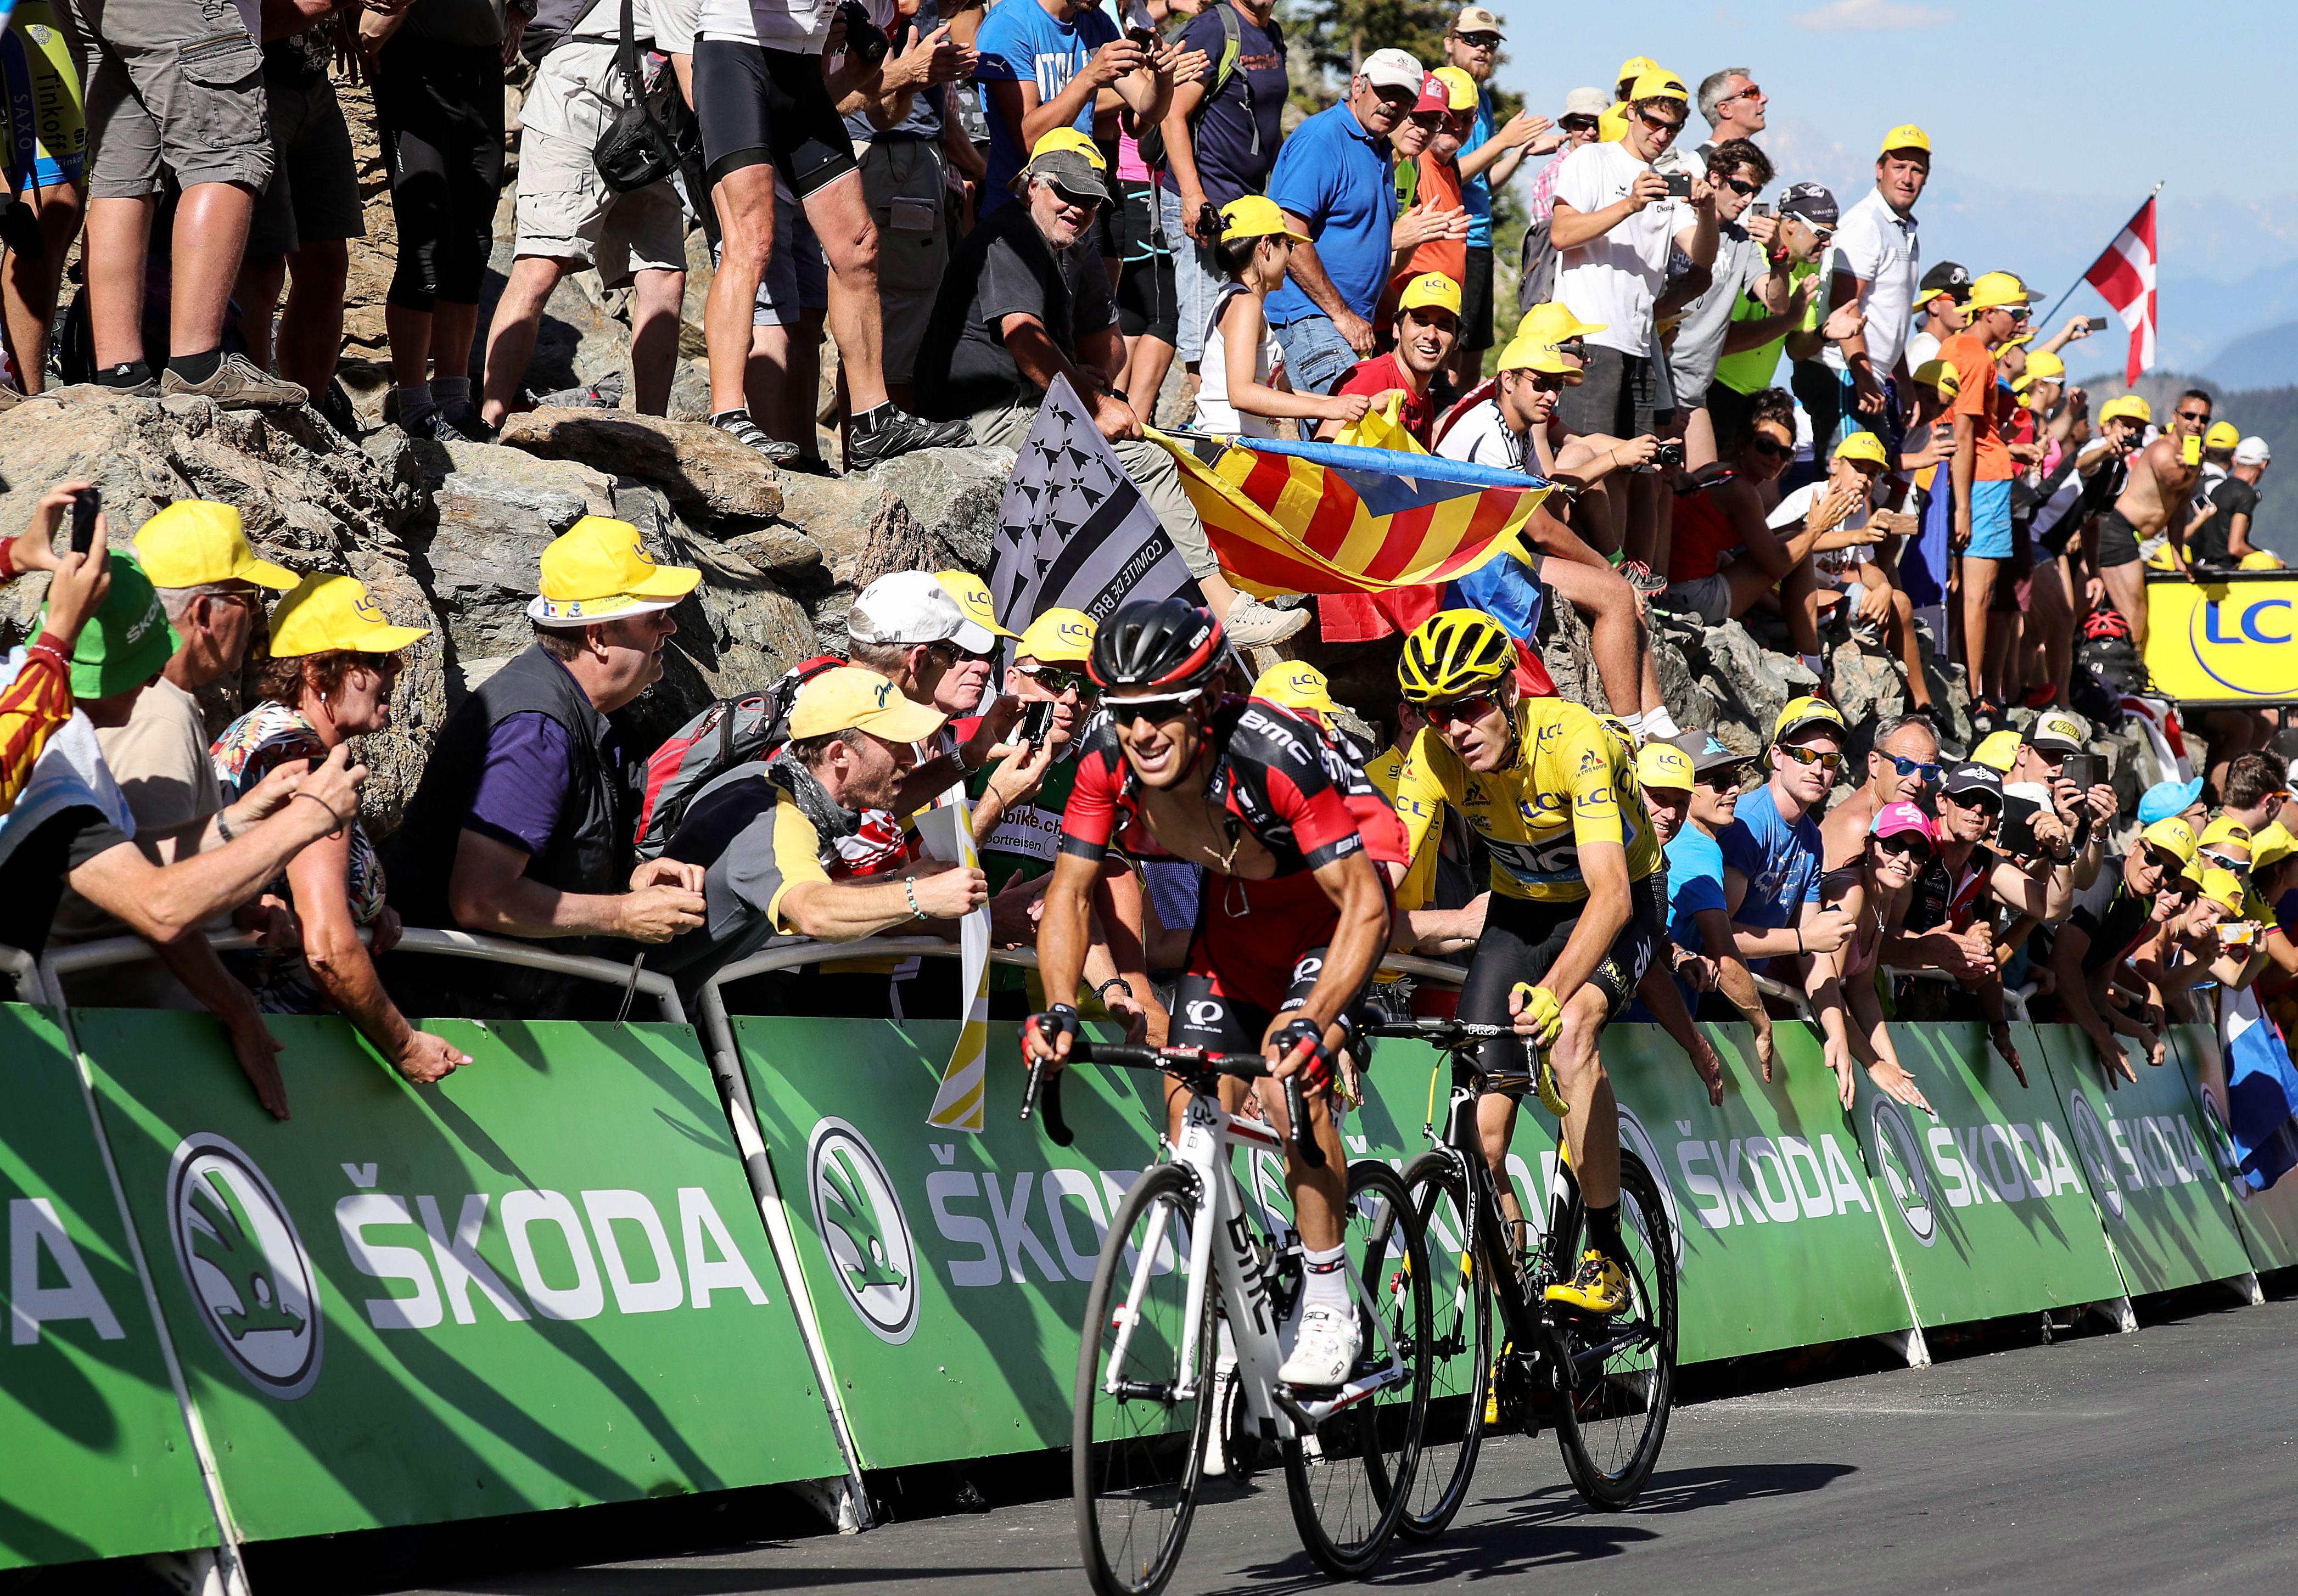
[1366,741,1439,913]
[1392,697,1662,903]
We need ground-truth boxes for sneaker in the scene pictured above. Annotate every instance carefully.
[315,376,361,437]
[399,406,480,445]
[1220,594,1310,648]
[159,352,307,409]
[0,384,22,412]
[1277,1302,1361,1388]
[710,409,800,467]
[439,400,496,443]
[1544,1249,1629,1316]
[527,371,625,410]
[1617,558,1669,596]
[845,406,972,470]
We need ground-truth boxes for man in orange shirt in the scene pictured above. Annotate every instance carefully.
[1402,69,1476,290]
[1938,270,2027,726]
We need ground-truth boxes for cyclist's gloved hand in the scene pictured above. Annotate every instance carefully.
[1023,1003,1080,1066]
[1510,982,1563,1052]
[1271,1015,1334,1094]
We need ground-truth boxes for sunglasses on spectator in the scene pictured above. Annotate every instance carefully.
[1108,687,1206,726]
[1873,833,1932,861]
[1946,791,2002,818]
[1559,115,1598,132]
[1882,754,1942,783]
[1777,744,1842,772]
[1425,692,1500,727]
[1720,81,1763,103]
[2143,847,2187,876]
[1018,664,1096,697]
[1409,110,1447,130]
[926,640,996,667]
[1636,110,1686,136]
[1528,371,1567,392]
[1698,769,1747,792]
[2177,409,2210,423]
[1455,29,1501,46]
[1720,175,1763,198]
[2199,848,2249,878]
[1747,435,1794,459]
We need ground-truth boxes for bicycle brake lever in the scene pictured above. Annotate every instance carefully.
[1040,1069,1074,1147]
[1283,1075,1325,1170]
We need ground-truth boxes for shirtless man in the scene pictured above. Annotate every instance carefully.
[1819,713,1940,869]
[2095,398,2205,644]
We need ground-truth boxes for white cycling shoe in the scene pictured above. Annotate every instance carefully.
[1279,1303,1363,1387]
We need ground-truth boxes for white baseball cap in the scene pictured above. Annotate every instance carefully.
[1562,86,1608,118]
[848,569,995,655]
[1360,48,1423,93]
[2235,436,2272,466]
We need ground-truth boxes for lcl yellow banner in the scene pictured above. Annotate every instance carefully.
[2142,574,2298,705]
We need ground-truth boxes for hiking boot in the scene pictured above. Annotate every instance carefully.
[845,406,971,470]
[159,353,307,409]
[710,409,800,466]
[1221,594,1309,648]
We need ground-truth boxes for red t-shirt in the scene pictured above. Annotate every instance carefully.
[1938,331,2013,482]
[1668,483,1741,583]
[1337,353,1434,445]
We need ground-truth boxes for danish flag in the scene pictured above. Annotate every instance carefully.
[2082,192,2159,386]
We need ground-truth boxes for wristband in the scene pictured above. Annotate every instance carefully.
[0,540,17,581]
[1094,977,1130,1004]
[293,789,346,828]
[1796,927,1805,956]
[216,808,237,843]
[904,878,926,920]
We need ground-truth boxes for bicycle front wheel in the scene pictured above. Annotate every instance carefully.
[1394,1149,1490,1541]
[1546,1147,1677,1509]
[1075,1162,1213,1596]
[1283,1159,1433,1577]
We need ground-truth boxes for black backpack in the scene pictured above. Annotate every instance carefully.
[631,655,845,859]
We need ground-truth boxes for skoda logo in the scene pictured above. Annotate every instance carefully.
[808,1120,918,1345]
[1615,1108,1683,1270]
[1869,1099,1937,1247]
[2068,1094,2125,1223]
[166,1134,323,1400]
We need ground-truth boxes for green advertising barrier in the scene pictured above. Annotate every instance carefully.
[0,1005,220,1571]
[736,1017,1173,1470]
[74,1009,843,1545]
[1853,1022,2126,1327]
[2168,1024,2298,1274]
[2033,1025,2255,1297]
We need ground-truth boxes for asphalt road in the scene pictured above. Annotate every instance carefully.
[359,1290,2298,1596]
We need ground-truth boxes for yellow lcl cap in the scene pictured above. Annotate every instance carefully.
[1881,123,1930,154]
[1017,607,1097,665]
[1252,660,1339,715]
[527,515,702,626]
[1637,740,1695,793]
[935,570,1019,639]
[789,666,948,743]
[2142,816,2199,865]
[133,499,299,591]
[268,573,433,657]
[1218,194,1310,244]
[1398,273,1464,316]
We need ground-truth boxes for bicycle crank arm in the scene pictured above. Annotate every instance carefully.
[1280,1360,1413,1426]
[1565,1321,1658,1373]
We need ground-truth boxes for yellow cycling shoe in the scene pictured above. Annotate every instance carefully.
[1545,1249,1630,1316]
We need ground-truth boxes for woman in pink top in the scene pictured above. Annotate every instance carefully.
[1809,801,1937,1115]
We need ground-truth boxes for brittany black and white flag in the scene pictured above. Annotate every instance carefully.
[987,376,1202,652]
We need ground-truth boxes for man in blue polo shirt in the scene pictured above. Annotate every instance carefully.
[1263,47,1421,399]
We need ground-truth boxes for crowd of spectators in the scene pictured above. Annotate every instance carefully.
[0,3,2293,1123]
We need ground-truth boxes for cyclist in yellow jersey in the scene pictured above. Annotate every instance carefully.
[0,0,88,397]
[1393,610,1718,1316]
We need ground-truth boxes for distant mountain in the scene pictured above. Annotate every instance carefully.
[2205,322,2298,392]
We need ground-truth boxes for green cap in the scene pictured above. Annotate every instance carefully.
[47,550,180,700]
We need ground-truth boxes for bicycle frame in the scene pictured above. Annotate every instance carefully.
[1097,1084,1416,1442]
[1425,1081,1567,1358]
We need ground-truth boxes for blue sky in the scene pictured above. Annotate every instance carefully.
[1474,1,2298,373]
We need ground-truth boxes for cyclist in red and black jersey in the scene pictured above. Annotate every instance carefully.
[1025,599,1391,1387]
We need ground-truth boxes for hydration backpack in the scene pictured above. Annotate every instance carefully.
[631,654,845,859]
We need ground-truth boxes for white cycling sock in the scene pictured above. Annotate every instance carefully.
[1621,710,1647,738]
[1302,1245,1350,1314]
[1643,706,1682,740]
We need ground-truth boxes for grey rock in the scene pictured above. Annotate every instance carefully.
[859,446,1017,571]
[496,407,784,520]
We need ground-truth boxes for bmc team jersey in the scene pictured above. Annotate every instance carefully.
[1391,697,1662,903]
[1057,696,1366,878]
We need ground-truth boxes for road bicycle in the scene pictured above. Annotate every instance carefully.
[1364,1014,1677,1534]
[1022,1040,1433,1596]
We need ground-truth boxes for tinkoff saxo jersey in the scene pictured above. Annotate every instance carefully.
[1392,697,1661,902]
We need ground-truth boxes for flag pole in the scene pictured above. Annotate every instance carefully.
[2036,181,2163,334]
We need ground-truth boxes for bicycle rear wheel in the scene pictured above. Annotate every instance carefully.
[1283,1159,1432,1577]
[1394,1150,1490,1541]
[1075,1163,1213,1596]
[1546,1148,1677,1509]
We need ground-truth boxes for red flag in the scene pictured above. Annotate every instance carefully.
[2082,194,2157,385]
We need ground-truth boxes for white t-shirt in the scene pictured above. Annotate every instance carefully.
[652,0,699,50]
[1823,187,1920,379]
[1768,480,1871,590]
[1548,140,1689,358]
[1435,398,1526,470]
[1191,284,1284,439]
[697,0,824,52]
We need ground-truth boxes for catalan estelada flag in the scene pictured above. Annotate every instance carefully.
[1149,429,1553,599]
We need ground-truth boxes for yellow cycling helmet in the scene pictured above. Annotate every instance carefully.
[1398,608,1515,703]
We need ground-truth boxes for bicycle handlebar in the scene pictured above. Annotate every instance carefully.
[1361,1017,1517,1046]
[1017,1041,1326,1170]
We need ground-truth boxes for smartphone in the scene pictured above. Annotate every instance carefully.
[2064,752,2094,792]
[1747,201,1772,218]
[1125,24,1158,48]
[834,1,889,64]
[1662,172,1694,199]
[1018,699,1056,748]
[69,487,100,556]
[2084,315,2109,331]
[2182,434,2203,465]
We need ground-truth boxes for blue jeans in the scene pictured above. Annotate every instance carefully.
[1159,184,1227,364]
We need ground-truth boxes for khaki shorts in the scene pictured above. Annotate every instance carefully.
[1655,570,1733,625]
[512,123,685,286]
[858,138,947,387]
[68,0,272,197]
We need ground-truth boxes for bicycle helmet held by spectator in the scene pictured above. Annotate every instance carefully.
[1090,598,1226,695]
[1398,609,1515,703]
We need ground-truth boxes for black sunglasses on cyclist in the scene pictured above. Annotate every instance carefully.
[1108,688,1205,726]
[1019,663,1096,698]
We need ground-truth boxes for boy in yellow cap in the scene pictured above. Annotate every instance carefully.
[2050,814,2199,1081]
[380,516,709,1015]
[1321,272,1460,445]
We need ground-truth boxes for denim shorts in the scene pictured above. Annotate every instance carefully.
[1272,313,1358,405]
